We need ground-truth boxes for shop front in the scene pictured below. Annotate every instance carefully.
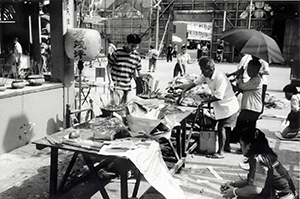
[0,0,75,155]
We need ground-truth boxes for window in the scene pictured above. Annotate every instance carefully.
[0,4,16,21]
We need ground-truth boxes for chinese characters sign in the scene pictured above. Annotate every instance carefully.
[64,28,101,61]
[187,22,213,41]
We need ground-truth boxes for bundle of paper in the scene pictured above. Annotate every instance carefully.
[62,138,105,151]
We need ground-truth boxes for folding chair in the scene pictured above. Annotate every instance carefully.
[66,98,94,128]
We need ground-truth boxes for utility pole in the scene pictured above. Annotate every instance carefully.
[248,0,253,29]
[155,6,160,50]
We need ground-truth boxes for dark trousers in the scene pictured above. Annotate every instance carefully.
[173,63,185,77]
[231,109,260,143]
[167,53,172,62]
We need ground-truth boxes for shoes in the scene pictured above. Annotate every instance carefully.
[206,154,224,159]
[98,169,117,179]
[148,70,151,72]
[152,70,155,73]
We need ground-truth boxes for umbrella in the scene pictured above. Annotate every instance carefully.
[172,35,183,43]
[221,28,284,64]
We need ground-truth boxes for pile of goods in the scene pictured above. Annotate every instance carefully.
[164,75,212,107]
[89,117,130,140]
[136,75,160,99]
[126,100,184,135]
[98,90,128,116]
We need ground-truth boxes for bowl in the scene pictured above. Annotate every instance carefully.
[11,80,26,89]
[27,75,45,86]
[0,85,6,92]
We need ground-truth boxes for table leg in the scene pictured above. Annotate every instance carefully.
[132,171,142,198]
[82,153,110,199]
[58,152,79,192]
[181,119,187,158]
[50,147,58,199]
[120,169,128,199]
[175,126,182,159]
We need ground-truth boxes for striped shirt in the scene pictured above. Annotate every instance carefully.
[108,46,142,91]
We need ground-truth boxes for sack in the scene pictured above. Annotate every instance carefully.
[198,130,217,154]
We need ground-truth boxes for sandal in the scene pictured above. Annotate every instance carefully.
[206,154,224,159]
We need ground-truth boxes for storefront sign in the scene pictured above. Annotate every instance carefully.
[187,22,213,41]
[63,0,75,34]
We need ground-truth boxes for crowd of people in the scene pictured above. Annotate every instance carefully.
[105,33,298,199]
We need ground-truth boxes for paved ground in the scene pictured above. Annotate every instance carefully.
[0,53,299,199]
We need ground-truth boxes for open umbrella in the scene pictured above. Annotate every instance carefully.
[221,28,284,64]
[172,35,183,43]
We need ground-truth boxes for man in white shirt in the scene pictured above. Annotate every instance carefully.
[13,37,22,75]
[178,57,240,157]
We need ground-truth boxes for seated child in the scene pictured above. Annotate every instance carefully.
[281,84,300,138]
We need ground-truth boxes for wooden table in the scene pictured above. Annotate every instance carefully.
[126,98,197,174]
[162,107,198,174]
[32,129,144,199]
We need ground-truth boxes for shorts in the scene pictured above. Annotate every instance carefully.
[218,111,238,128]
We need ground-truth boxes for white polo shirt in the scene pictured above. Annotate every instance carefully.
[194,68,239,120]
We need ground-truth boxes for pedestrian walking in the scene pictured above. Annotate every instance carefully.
[201,43,209,57]
[173,45,192,77]
[173,44,178,58]
[216,39,224,63]
[166,44,174,62]
[197,43,202,61]
[13,37,22,76]
[148,45,159,72]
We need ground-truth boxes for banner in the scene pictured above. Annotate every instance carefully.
[187,22,213,41]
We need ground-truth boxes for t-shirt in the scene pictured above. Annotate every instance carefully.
[217,44,224,54]
[149,49,159,60]
[236,75,263,113]
[108,43,117,56]
[194,68,239,120]
[248,154,293,198]
[237,54,270,84]
[177,52,191,66]
[291,94,300,113]
[14,42,22,55]
[108,46,142,91]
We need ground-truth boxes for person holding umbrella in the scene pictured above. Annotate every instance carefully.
[232,59,264,148]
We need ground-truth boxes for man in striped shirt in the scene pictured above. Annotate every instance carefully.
[107,34,149,104]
